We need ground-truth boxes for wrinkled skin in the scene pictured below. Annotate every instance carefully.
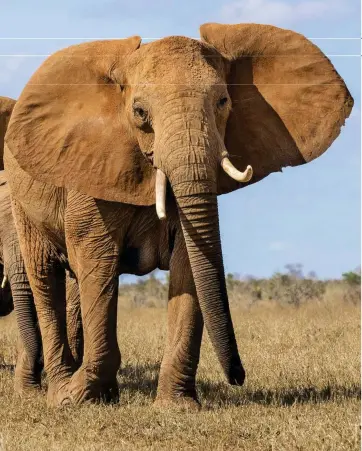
[4,23,352,408]
[5,166,204,407]
[0,171,83,393]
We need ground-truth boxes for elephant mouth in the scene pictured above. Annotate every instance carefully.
[0,292,14,317]
[0,302,14,316]
[143,149,154,166]
[0,272,13,316]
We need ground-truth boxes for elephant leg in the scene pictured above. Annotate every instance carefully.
[65,273,83,370]
[64,277,120,404]
[155,232,203,411]
[14,333,43,395]
[63,192,122,405]
[3,233,43,394]
[64,256,120,405]
[11,200,74,406]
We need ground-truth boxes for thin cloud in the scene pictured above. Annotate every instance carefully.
[0,57,24,84]
[221,0,350,27]
[269,241,288,251]
[350,106,360,120]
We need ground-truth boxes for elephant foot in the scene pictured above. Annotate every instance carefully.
[49,367,119,406]
[47,379,72,407]
[14,378,42,397]
[14,357,43,397]
[153,395,201,412]
[156,373,200,411]
[154,384,201,412]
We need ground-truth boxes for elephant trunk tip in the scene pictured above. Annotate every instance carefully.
[226,362,246,386]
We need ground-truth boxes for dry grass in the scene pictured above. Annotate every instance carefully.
[0,294,360,450]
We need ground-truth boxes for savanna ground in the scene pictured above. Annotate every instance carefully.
[0,269,360,450]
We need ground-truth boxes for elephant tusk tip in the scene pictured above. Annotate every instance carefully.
[245,165,253,181]
[221,157,253,183]
[157,210,167,220]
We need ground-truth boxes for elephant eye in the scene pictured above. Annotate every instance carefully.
[217,97,228,108]
[133,103,148,121]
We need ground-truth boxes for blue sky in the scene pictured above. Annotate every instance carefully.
[0,0,360,279]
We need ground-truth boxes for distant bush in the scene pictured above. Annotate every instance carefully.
[119,272,168,308]
[342,271,361,286]
[341,270,361,305]
[118,264,361,309]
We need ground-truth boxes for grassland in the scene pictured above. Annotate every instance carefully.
[0,279,360,450]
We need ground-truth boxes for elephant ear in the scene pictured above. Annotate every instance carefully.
[0,96,16,171]
[5,37,156,205]
[200,23,354,194]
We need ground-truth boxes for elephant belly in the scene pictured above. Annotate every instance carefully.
[121,238,164,276]
[120,217,173,276]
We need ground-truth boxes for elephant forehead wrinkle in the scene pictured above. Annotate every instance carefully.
[130,39,222,91]
[156,114,210,140]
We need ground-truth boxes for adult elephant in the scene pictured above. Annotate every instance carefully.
[4,23,353,408]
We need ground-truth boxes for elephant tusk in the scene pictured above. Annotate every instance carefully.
[1,275,8,289]
[155,169,167,220]
[221,156,253,183]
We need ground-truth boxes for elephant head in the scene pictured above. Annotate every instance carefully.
[5,23,353,385]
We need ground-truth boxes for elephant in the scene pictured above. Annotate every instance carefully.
[3,22,353,409]
[0,97,82,393]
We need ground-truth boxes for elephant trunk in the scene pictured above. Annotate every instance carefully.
[6,242,43,383]
[154,107,245,385]
[176,193,244,384]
